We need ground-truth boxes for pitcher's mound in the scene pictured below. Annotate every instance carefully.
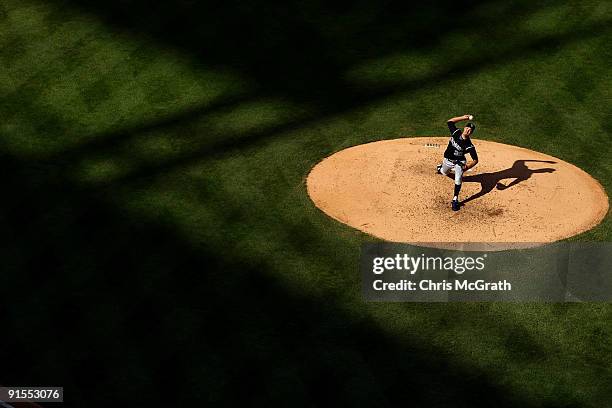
[307,137,608,247]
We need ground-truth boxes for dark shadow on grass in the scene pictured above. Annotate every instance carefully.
[44,15,612,186]
[2,0,603,190]
[0,152,554,407]
[51,0,496,107]
[460,160,556,204]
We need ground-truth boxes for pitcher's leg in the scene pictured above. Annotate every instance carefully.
[452,163,464,211]
[439,158,454,176]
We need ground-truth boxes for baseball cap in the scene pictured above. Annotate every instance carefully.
[466,122,476,132]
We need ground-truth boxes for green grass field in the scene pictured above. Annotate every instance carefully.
[0,0,611,406]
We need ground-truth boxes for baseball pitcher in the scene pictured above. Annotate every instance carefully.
[436,114,479,211]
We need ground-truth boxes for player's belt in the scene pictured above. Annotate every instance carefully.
[445,158,466,164]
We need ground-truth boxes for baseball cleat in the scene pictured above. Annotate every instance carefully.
[436,164,442,174]
[452,199,460,211]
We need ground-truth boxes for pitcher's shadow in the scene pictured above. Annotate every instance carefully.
[452,160,557,205]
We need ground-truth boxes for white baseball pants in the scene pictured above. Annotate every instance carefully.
[439,158,465,186]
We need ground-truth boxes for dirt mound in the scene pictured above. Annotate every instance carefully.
[307,137,608,248]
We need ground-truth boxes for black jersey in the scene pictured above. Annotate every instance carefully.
[444,121,478,162]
